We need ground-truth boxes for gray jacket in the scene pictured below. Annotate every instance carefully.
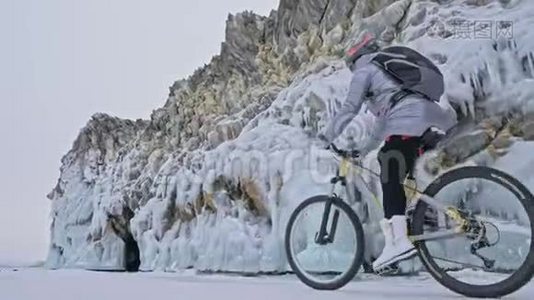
[323,53,457,154]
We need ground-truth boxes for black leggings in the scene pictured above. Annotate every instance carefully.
[378,136,422,219]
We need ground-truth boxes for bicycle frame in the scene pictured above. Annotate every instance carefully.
[317,155,469,244]
[291,147,534,296]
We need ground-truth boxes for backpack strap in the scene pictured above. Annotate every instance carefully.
[389,89,414,108]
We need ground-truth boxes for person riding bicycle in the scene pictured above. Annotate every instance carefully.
[319,33,457,273]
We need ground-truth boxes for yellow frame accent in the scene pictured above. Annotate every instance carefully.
[331,154,469,240]
[339,158,351,178]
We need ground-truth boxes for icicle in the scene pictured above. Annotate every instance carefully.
[527,52,534,78]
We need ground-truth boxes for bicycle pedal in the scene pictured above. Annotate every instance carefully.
[375,263,400,276]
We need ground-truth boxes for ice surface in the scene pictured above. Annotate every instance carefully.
[1,268,533,300]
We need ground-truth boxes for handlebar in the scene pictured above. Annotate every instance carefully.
[329,143,361,159]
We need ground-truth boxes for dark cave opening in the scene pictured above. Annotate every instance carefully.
[108,210,140,272]
[123,235,140,272]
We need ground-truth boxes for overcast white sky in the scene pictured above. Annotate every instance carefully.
[0,0,278,265]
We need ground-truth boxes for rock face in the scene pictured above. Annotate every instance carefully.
[47,0,534,273]
[47,114,148,269]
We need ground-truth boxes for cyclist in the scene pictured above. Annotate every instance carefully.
[319,33,457,273]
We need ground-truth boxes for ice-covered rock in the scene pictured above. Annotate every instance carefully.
[47,0,534,273]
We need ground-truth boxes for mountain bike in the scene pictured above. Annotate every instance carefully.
[285,144,534,298]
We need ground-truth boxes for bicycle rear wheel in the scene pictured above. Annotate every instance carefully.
[412,166,534,298]
[285,195,365,290]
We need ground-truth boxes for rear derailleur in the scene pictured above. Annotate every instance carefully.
[465,216,496,269]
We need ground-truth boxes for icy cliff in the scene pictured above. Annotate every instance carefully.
[47,0,534,272]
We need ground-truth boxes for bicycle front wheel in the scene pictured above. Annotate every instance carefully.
[412,166,534,298]
[285,195,365,290]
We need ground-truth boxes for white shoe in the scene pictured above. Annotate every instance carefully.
[372,219,394,271]
[373,216,416,272]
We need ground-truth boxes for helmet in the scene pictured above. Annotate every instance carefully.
[344,33,378,69]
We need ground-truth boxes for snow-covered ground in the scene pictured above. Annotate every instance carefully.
[0,268,532,300]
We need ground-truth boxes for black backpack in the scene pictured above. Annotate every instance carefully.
[372,46,444,103]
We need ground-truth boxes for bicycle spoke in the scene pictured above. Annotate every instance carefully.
[411,228,462,242]
[430,256,486,271]
[430,256,516,274]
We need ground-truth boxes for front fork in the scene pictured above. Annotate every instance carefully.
[315,174,346,245]
[315,197,341,245]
